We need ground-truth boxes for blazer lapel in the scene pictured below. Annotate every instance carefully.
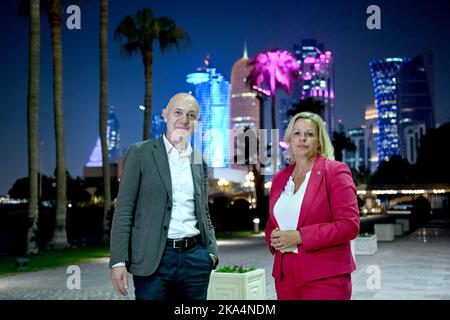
[190,153,202,200]
[151,136,173,203]
[297,155,325,228]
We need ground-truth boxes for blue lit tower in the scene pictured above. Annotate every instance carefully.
[86,106,120,167]
[369,58,408,164]
[150,113,165,139]
[186,56,230,168]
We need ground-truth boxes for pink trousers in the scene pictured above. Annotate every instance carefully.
[274,254,352,300]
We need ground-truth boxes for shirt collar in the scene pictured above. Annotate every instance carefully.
[162,133,193,158]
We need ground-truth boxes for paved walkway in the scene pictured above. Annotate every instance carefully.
[1,218,449,300]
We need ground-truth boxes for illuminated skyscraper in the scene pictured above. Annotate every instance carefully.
[230,46,260,131]
[86,106,120,167]
[370,53,434,165]
[186,56,230,168]
[364,103,379,172]
[84,106,120,179]
[293,39,335,134]
[229,46,261,170]
[398,53,435,162]
[150,113,165,139]
[370,58,406,164]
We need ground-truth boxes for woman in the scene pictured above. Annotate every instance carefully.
[265,112,360,300]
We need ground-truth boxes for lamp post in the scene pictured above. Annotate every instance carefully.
[253,218,260,233]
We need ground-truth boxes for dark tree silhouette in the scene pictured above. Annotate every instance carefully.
[287,97,326,119]
[415,122,450,183]
[332,131,356,162]
[369,155,414,185]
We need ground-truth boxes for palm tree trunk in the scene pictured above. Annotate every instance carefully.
[100,0,111,243]
[271,94,279,173]
[49,10,68,248]
[143,52,153,141]
[27,0,40,255]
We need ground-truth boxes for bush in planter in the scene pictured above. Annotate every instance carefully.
[215,265,256,273]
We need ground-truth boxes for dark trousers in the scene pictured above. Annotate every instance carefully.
[133,243,213,300]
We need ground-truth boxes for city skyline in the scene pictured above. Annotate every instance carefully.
[1,0,450,195]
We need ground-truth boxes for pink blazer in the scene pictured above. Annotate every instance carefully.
[265,155,360,283]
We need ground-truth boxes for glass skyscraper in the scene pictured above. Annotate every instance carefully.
[293,39,335,134]
[186,57,230,168]
[370,53,435,165]
[369,58,406,164]
[86,106,120,167]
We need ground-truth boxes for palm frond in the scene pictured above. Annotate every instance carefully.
[155,17,190,52]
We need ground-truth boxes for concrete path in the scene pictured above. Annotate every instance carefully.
[1,218,449,300]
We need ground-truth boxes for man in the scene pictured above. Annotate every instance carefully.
[110,93,218,300]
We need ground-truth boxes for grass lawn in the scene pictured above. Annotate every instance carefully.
[0,231,259,276]
[0,245,110,276]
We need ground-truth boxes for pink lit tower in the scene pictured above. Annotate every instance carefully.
[230,44,260,132]
[229,44,261,169]
[293,39,335,134]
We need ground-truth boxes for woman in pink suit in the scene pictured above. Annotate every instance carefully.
[265,112,360,300]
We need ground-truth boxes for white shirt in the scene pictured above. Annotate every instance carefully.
[273,171,311,253]
[162,134,200,239]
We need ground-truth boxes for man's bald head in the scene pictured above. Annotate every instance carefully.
[162,92,200,148]
[166,92,200,114]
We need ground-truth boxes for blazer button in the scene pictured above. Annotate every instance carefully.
[163,225,168,230]
[167,206,172,211]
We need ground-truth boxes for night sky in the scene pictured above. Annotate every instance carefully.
[0,0,449,195]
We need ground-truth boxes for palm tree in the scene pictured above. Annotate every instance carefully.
[248,50,300,130]
[99,0,111,243]
[44,0,68,248]
[19,0,74,248]
[233,127,266,219]
[287,97,326,120]
[23,0,40,255]
[332,131,356,162]
[114,8,190,140]
[247,49,299,171]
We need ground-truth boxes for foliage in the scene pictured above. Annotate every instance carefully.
[247,49,299,95]
[415,122,450,183]
[215,265,257,273]
[369,155,414,185]
[287,97,326,120]
[332,131,356,162]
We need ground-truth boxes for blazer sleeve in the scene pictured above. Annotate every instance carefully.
[265,218,277,255]
[299,161,360,252]
[203,160,219,267]
[109,144,141,268]
[264,172,280,256]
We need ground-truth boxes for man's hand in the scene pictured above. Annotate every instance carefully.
[270,228,302,251]
[111,266,129,296]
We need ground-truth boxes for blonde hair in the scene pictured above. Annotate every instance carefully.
[284,112,335,160]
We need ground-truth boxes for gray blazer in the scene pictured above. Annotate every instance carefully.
[109,136,218,276]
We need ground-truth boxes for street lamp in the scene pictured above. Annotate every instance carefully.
[253,218,260,233]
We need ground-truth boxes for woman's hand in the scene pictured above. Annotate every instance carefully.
[270,228,302,251]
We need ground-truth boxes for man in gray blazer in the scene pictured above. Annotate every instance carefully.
[110,92,218,300]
